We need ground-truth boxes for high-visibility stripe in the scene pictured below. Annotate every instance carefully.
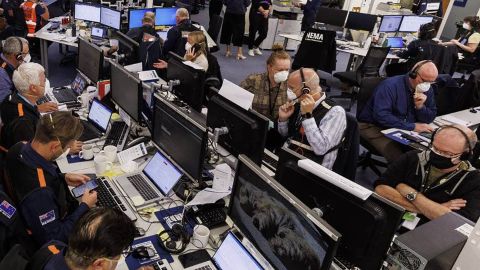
[17,103,24,117]
[37,168,46,188]
[47,245,60,255]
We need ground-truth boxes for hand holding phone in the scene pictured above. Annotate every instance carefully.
[72,179,98,198]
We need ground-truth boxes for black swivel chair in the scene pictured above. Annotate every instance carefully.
[331,46,390,111]
[356,76,387,176]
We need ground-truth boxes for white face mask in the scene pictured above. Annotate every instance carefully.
[287,88,297,101]
[22,53,31,63]
[185,42,192,51]
[415,82,431,93]
[273,70,289,83]
[55,147,70,161]
[463,22,471,30]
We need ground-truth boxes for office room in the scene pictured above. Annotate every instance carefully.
[0,0,479,269]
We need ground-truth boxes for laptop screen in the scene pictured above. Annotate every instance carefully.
[71,73,87,95]
[213,233,264,270]
[91,26,105,38]
[143,151,182,195]
[88,99,112,132]
[387,37,404,48]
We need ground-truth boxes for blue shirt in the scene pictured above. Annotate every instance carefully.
[0,54,14,103]
[358,74,437,131]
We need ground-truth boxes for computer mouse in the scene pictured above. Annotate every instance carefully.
[470,108,477,113]
[132,246,155,259]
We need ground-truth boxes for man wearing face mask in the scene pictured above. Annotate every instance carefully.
[240,45,291,121]
[358,60,438,162]
[375,125,480,223]
[277,68,346,169]
[5,111,97,247]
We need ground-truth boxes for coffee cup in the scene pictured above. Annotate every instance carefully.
[94,154,112,175]
[100,145,117,163]
[78,144,94,160]
[77,92,91,108]
[192,225,210,248]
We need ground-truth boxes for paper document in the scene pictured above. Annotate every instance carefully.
[138,70,160,82]
[440,115,471,126]
[56,157,95,174]
[125,62,143,72]
[212,163,234,191]
[218,79,254,110]
[186,188,230,206]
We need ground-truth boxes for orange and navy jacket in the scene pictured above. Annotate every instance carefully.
[20,1,37,37]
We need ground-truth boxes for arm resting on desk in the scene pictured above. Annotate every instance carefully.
[375,185,420,213]
[396,183,451,220]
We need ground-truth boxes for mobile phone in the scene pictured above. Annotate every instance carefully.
[192,43,201,54]
[72,179,98,198]
[178,249,211,268]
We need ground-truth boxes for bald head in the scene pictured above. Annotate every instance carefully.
[435,125,477,152]
[410,61,438,89]
[287,68,321,100]
[176,8,189,24]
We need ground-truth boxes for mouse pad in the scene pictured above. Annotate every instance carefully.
[125,235,174,269]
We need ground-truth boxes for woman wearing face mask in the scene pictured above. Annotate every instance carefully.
[240,44,291,121]
[153,31,209,71]
[441,16,480,60]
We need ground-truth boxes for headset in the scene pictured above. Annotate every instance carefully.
[13,37,24,61]
[430,125,473,161]
[418,22,436,40]
[299,68,311,95]
[408,60,432,79]
[157,223,190,254]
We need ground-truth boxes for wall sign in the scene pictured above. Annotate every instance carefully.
[454,0,468,7]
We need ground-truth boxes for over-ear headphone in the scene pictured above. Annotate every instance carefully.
[419,22,436,40]
[408,60,432,79]
[14,37,24,61]
[157,223,190,254]
[430,125,473,161]
[299,68,310,95]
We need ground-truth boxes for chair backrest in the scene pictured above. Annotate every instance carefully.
[358,46,390,78]
[417,44,459,75]
[356,76,385,118]
[332,112,359,181]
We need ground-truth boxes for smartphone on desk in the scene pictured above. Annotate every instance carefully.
[72,179,98,198]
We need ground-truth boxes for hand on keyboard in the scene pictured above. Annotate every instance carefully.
[37,102,58,113]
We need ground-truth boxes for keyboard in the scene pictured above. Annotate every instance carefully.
[96,178,128,212]
[37,95,52,105]
[195,266,213,270]
[127,174,159,201]
[52,88,77,103]
[195,208,226,229]
[104,121,128,149]
[148,259,173,270]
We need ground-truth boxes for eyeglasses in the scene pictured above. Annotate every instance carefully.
[430,145,463,159]
[418,74,436,84]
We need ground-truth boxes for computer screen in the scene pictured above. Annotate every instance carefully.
[275,147,405,270]
[88,99,112,132]
[91,26,105,38]
[128,8,155,29]
[143,151,183,195]
[110,62,142,122]
[153,95,208,180]
[74,3,101,23]
[379,15,403,32]
[229,155,340,270]
[206,94,268,165]
[344,12,378,32]
[115,31,140,65]
[315,7,348,27]
[101,6,121,30]
[387,37,404,48]
[71,73,87,95]
[77,38,103,83]
[166,52,206,112]
[213,232,263,270]
[155,7,177,26]
[399,15,434,32]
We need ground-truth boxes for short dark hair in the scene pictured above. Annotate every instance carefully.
[34,111,83,147]
[418,22,436,40]
[464,16,480,32]
[65,208,136,268]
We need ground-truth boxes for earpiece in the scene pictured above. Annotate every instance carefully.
[299,68,310,95]
[430,125,473,161]
[408,60,432,79]
[157,223,190,254]
[14,37,23,61]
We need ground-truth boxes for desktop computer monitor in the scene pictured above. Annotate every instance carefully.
[379,15,403,32]
[229,155,341,270]
[74,3,101,23]
[155,7,177,26]
[399,15,434,32]
[77,38,103,83]
[315,7,348,27]
[166,52,206,112]
[101,6,121,30]
[115,30,140,65]
[344,12,378,32]
[128,8,155,29]
[275,147,405,270]
[110,61,142,122]
[152,95,208,180]
[206,94,268,165]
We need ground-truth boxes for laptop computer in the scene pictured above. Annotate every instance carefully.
[39,73,87,106]
[114,151,183,208]
[79,98,113,142]
[91,26,108,45]
[386,37,404,49]
[184,232,264,270]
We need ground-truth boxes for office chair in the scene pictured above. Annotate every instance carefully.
[356,76,387,176]
[331,46,390,111]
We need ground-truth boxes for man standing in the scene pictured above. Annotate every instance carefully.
[162,8,198,58]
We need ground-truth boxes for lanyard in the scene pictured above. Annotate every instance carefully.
[421,164,451,193]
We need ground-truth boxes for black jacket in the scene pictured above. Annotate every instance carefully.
[0,93,40,149]
[375,151,480,222]
[162,20,199,58]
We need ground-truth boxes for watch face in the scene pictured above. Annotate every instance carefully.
[406,193,416,201]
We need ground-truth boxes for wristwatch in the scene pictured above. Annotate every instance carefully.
[301,112,312,119]
[405,192,418,202]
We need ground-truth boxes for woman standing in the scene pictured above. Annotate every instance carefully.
[248,0,271,56]
[220,0,251,60]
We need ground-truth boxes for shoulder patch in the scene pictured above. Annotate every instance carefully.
[0,200,16,219]
[39,210,56,226]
